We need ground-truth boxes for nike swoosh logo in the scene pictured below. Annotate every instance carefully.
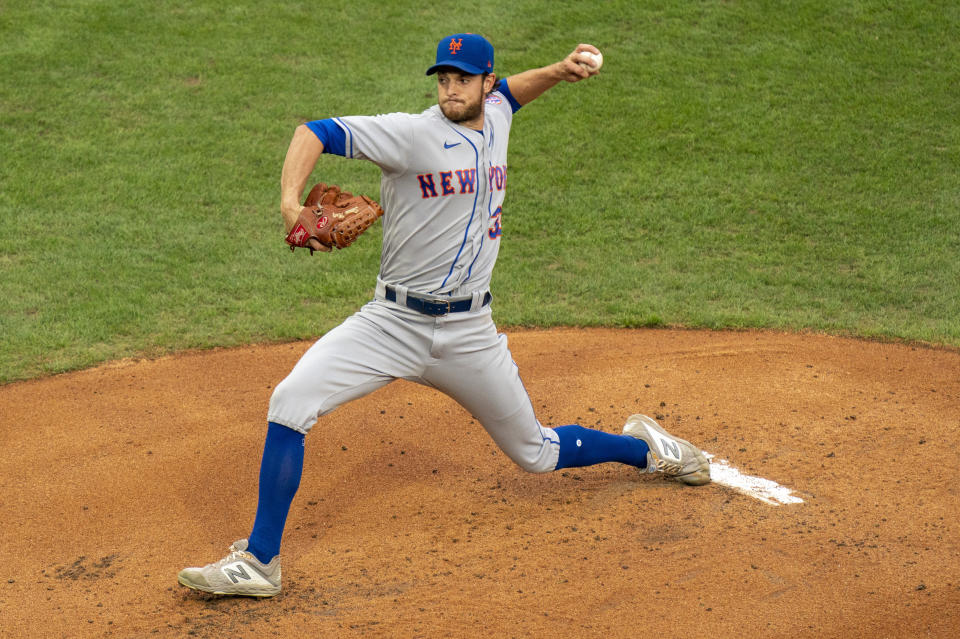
[443,141,461,149]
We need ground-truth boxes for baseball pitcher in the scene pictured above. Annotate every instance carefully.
[178,33,710,597]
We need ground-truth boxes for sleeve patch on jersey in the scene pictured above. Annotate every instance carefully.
[485,94,502,105]
[493,79,522,113]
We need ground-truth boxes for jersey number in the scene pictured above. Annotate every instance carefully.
[488,206,502,239]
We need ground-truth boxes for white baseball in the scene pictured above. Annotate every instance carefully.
[578,50,603,72]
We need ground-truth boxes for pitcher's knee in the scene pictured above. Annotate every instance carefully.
[500,436,560,474]
[512,455,556,474]
[268,376,298,411]
[482,419,560,474]
[266,376,318,435]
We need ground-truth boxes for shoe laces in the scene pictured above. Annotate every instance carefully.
[214,543,253,567]
[645,452,689,476]
[655,458,684,474]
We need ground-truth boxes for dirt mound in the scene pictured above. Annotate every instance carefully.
[2,328,958,638]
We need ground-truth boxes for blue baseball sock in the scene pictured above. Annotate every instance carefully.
[247,422,305,564]
[554,424,650,470]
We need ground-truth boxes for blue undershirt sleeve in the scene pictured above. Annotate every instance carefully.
[305,119,347,156]
[494,79,522,113]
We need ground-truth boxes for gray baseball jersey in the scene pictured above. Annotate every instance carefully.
[333,94,511,297]
[267,86,560,473]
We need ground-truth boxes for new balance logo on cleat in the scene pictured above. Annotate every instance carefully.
[659,437,682,461]
[221,562,275,588]
[222,562,253,584]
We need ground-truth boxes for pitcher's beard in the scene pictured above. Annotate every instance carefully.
[440,97,483,124]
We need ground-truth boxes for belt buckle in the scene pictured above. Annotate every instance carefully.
[420,297,450,316]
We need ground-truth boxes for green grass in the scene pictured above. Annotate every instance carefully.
[2,0,959,383]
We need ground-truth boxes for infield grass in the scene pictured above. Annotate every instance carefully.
[1,0,958,382]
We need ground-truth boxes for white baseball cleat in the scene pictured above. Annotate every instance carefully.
[623,414,711,486]
[178,539,281,597]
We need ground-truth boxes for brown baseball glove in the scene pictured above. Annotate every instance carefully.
[285,183,384,253]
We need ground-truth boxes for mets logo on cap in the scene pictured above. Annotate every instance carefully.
[449,38,463,54]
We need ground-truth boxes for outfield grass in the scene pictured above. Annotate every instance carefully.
[1,0,958,383]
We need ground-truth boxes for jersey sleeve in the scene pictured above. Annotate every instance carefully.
[329,113,415,175]
[305,119,347,156]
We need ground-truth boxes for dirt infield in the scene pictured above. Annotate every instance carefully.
[1,328,958,638]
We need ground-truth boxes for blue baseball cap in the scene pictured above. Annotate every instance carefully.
[426,33,494,76]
